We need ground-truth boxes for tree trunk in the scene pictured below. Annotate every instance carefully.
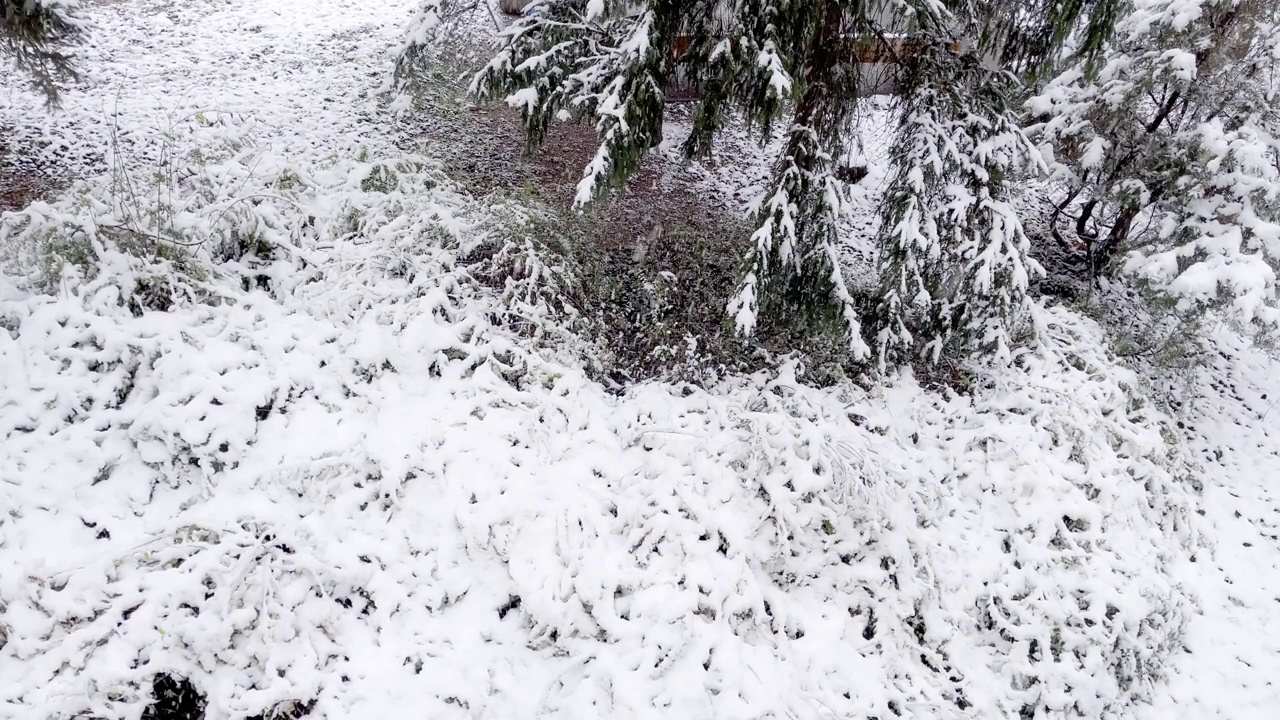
[792,0,843,137]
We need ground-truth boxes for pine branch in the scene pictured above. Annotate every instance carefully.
[1,0,83,107]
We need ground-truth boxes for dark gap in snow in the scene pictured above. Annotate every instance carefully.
[497,595,522,620]
[142,674,206,720]
[246,698,316,720]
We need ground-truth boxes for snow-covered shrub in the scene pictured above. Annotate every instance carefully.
[0,108,474,302]
[416,306,1193,719]
[4,231,1197,720]
[0,104,530,720]
[1,95,1200,710]
[3,111,273,292]
[461,196,585,344]
[0,4,1204,717]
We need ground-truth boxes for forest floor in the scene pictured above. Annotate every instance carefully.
[1,1,1277,719]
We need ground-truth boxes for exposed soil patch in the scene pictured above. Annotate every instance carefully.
[0,130,63,213]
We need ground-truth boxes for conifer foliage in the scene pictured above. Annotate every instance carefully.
[1031,0,1280,330]
[1,0,82,106]
[395,1,1181,367]
[460,0,969,360]
[875,47,1043,368]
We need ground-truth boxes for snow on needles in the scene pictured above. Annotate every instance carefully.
[0,0,1231,718]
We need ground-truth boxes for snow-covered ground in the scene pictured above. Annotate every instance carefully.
[1137,330,1280,718]
[1,1,1278,719]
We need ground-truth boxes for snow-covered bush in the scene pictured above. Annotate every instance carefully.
[0,3,1206,718]
[0,108,472,302]
[463,196,586,345]
[0,99,533,719]
[2,102,1202,719]
[1,193,1199,720]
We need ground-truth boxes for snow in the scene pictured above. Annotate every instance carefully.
[1080,137,1108,170]
[0,1,1278,719]
[1134,331,1280,719]
[756,41,793,98]
[1031,0,1280,334]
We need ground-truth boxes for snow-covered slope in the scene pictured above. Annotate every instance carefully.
[1136,331,1280,718]
[0,1,1276,719]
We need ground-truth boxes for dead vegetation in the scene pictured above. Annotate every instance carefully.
[393,85,865,387]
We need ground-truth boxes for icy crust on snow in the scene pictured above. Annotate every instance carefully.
[0,0,1201,718]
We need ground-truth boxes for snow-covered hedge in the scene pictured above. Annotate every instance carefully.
[1,117,1197,716]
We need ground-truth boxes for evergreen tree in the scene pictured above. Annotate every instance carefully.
[402,0,1126,366]
[1,0,82,107]
[875,46,1042,368]
[1031,0,1280,330]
